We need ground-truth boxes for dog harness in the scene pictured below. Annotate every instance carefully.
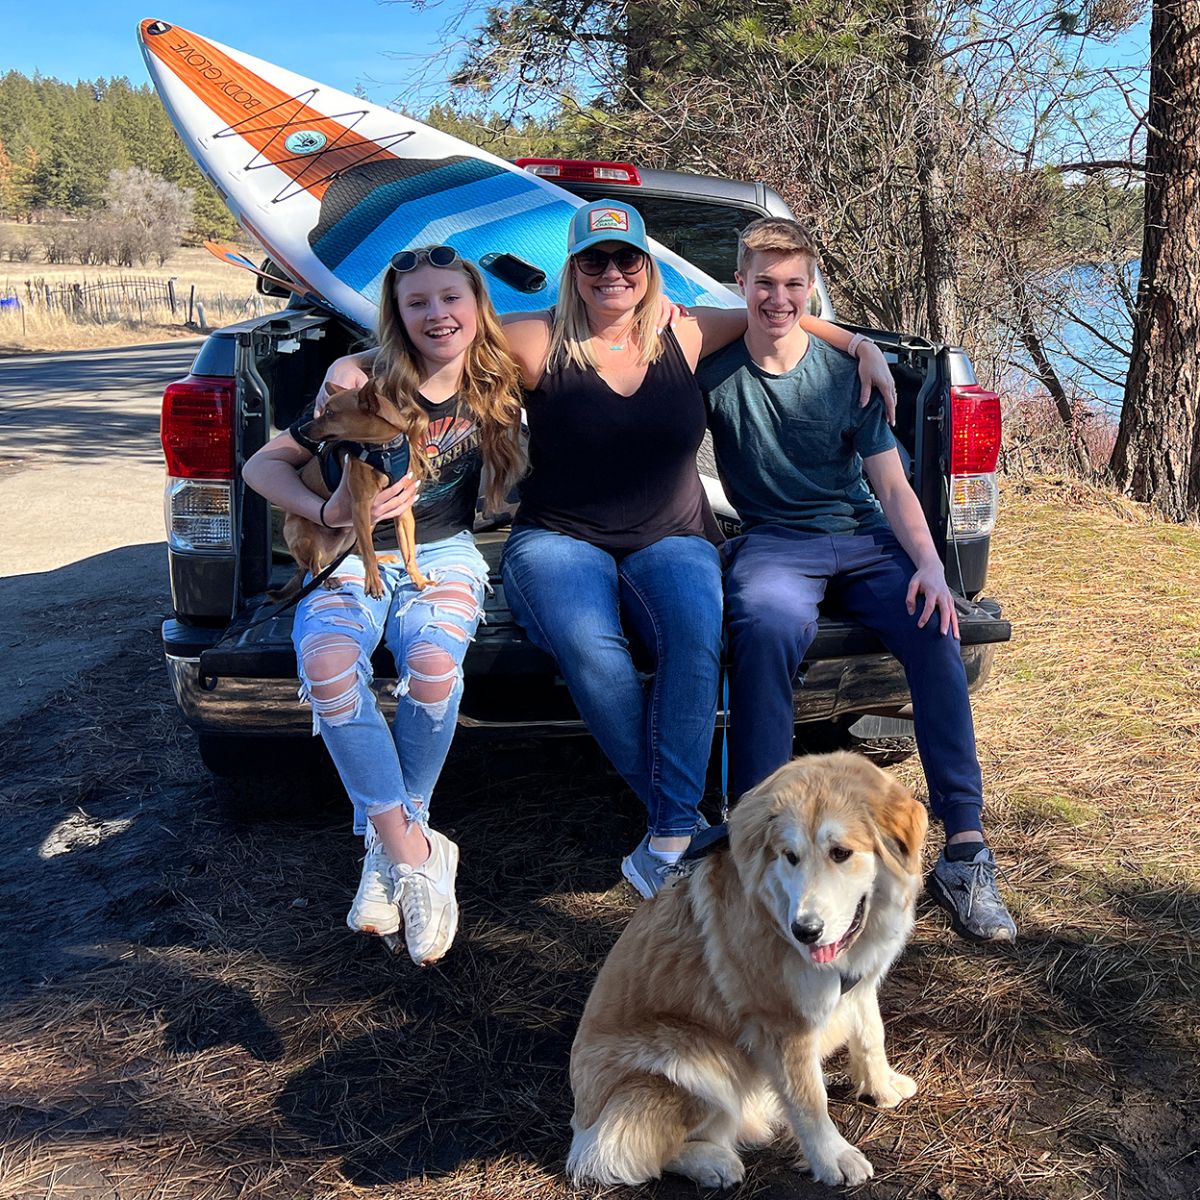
[318,434,412,493]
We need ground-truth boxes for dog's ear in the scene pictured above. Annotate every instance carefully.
[324,379,349,397]
[869,776,928,878]
[727,769,786,883]
[357,377,381,415]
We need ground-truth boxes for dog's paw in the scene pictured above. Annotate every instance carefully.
[807,1138,874,1187]
[322,576,343,590]
[857,1068,918,1109]
[666,1141,745,1190]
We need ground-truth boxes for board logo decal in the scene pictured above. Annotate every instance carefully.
[285,130,328,155]
[589,208,629,232]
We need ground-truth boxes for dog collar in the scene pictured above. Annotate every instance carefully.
[680,823,729,861]
[319,433,412,492]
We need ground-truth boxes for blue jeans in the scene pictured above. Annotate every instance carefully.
[501,527,723,838]
[291,531,488,838]
[723,525,984,836]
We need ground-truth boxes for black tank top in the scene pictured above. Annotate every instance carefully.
[515,328,720,553]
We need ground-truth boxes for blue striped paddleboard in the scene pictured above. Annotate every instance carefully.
[138,18,743,329]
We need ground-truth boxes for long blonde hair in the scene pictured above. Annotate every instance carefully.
[546,252,666,372]
[373,253,524,512]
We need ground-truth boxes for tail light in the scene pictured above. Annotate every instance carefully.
[515,158,642,185]
[160,375,236,552]
[948,385,1001,538]
[161,376,235,478]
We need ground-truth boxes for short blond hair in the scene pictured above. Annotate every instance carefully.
[737,217,821,278]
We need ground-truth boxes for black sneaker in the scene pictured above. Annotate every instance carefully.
[927,846,1017,943]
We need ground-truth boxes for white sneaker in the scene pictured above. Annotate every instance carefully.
[393,828,460,965]
[346,824,401,937]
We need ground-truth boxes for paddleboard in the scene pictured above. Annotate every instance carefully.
[137,19,742,331]
[203,240,305,294]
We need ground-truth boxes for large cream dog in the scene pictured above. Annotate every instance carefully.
[567,751,928,1189]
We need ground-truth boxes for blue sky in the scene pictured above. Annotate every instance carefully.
[2,0,452,105]
[3,1,1151,128]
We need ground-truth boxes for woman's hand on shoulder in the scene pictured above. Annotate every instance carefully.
[662,302,704,369]
[500,311,552,389]
[316,352,373,413]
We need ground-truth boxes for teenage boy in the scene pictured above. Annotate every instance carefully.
[697,217,1016,943]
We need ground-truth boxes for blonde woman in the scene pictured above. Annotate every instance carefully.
[243,247,523,964]
[500,200,894,898]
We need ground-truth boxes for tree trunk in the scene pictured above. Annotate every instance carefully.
[1111,0,1200,521]
[1005,262,1093,475]
[904,0,962,343]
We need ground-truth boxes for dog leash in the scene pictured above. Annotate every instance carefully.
[234,547,356,634]
[720,663,731,824]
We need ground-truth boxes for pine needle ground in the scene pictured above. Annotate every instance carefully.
[0,476,1196,1200]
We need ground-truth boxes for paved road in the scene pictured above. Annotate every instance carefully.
[0,340,202,726]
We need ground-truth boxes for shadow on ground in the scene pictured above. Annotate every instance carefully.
[0,627,1197,1200]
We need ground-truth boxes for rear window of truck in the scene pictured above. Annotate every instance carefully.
[565,189,764,285]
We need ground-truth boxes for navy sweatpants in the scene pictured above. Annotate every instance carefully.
[723,525,984,836]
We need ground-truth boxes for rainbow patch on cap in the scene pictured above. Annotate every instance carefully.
[589,208,630,232]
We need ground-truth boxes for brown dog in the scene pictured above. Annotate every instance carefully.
[272,379,431,601]
[568,752,928,1190]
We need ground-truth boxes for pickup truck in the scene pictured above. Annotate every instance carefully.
[158,158,1011,779]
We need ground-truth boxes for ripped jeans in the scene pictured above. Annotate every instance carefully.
[291,530,488,838]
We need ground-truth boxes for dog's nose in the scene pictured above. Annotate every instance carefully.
[791,918,824,944]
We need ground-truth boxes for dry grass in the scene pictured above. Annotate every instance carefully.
[0,475,1197,1199]
[0,224,263,353]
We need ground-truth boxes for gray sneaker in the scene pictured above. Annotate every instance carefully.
[621,833,680,900]
[927,846,1017,943]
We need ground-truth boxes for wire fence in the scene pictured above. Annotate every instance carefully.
[0,275,267,332]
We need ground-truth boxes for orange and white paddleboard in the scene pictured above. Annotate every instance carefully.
[138,18,741,330]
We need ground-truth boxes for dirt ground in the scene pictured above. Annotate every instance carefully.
[1,479,1198,1200]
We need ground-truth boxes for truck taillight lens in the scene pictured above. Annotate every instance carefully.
[948,385,1001,539]
[161,375,235,479]
[950,385,1001,475]
[161,375,235,552]
[164,479,233,551]
[515,158,642,185]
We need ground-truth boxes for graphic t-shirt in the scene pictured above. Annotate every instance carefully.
[698,336,895,535]
[288,393,482,547]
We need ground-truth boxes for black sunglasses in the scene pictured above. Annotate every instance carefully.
[390,245,460,272]
[573,247,648,277]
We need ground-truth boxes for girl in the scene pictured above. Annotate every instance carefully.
[243,247,523,964]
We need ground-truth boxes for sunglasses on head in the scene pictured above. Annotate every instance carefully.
[573,246,648,277]
[390,245,460,272]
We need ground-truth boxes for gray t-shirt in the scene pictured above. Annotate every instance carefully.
[698,335,896,535]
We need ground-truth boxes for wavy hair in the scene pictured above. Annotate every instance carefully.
[373,252,524,512]
[547,251,665,372]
